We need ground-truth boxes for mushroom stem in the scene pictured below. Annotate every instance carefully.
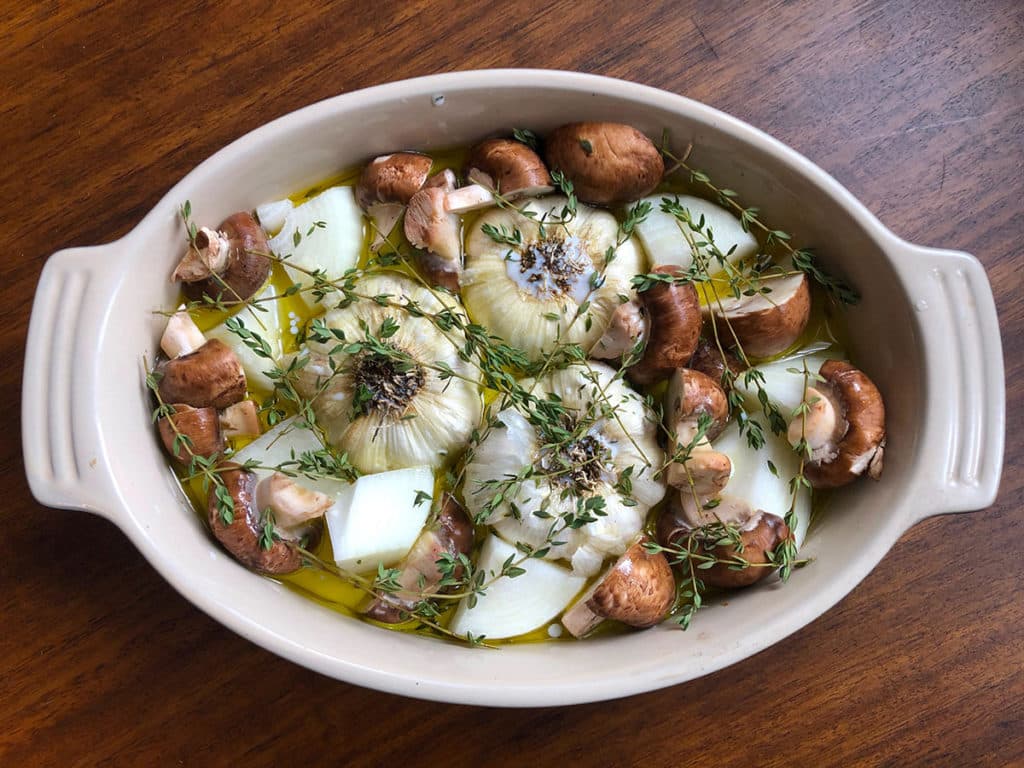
[255,472,334,530]
[160,309,206,359]
[591,298,647,361]
[219,400,261,438]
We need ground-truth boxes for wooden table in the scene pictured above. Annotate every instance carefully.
[3,1,1021,765]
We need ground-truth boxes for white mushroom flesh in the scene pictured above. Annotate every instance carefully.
[160,309,206,359]
[255,471,334,530]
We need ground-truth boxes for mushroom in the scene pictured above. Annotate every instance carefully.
[709,272,811,359]
[464,138,553,199]
[356,152,433,249]
[404,183,462,292]
[156,338,246,409]
[157,404,225,462]
[561,538,676,638]
[208,465,319,574]
[219,399,261,438]
[663,368,732,496]
[788,359,886,488]
[254,472,334,531]
[444,184,496,214]
[590,297,647,362]
[160,309,206,359]
[544,122,664,205]
[688,336,745,390]
[657,494,791,589]
[627,265,702,386]
[364,494,475,624]
[173,212,271,303]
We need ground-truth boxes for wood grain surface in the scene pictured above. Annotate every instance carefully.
[2,1,1021,765]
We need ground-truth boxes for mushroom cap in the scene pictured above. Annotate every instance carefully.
[465,138,553,197]
[628,265,702,386]
[156,339,247,409]
[709,272,811,359]
[181,212,271,304]
[665,368,730,442]
[591,297,647,361]
[688,336,745,390]
[804,360,886,488]
[404,186,462,290]
[356,152,433,209]
[157,404,225,463]
[544,122,664,205]
[207,465,307,574]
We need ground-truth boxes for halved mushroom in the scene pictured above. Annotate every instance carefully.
[173,212,271,303]
[404,184,462,292]
[356,152,433,249]
[657,494,791,589]
[364,494,475,624]
[544,122,664,205]
[788,359,886,488]
[688,336,745,390]
[561,538,675,638]
[219,399,261,438]
[255,472,334,532]
[663,368,732,496]
[156,338,246,409]
[590,297,647,362]
[464,138,553,200]
[627,265,702,386]
[208,465,317,574]
[709,272,810,359]
[160,309,206,359]
[157,404,225,462]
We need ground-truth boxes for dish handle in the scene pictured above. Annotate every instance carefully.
[893,241,1004,526]
[23,243,125,520]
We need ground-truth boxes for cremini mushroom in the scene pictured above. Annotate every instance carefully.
[255,472,334,531]
[561,538,675,638]
[627,265,702,386]
[364,494,474,624]
[356,152,433,249]
[219,399,261,438]
[404,178,462,292]
[590,297,647,362]
[157,404,225,463]
[173,212,271,303]
[788,359,886,488]
[160,309,206,359]
[657,494,791,589]
[688,336,745,390]
[464,137,553,200]
[208,465,317,574]
[663,368,732,496]
[544,122,664,205]
[157,338,246,409]
[709,272,811,359]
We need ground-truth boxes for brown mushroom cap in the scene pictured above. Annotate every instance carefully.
[627,265,702,386]
[803,360,886,489]
[710,272,811,359]
[688,336,745,390]
[157,404,225,463]
[356,152,433,209]
[561,538,676,638]
[665,368,730,442]
[208,465,309,574]
[181,212,271,304]
[364,494,474,624]
[465,138,553,197]
[544,122,664,205]
[156,339,247,409]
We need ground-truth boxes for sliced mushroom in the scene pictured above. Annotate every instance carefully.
[445,184,496,214]
[590,297,647,362]
[219,399,261,438]
[160,309,206,359]
[663,368,732,496]
[208,465,311,574]
[627,265,702,386]
[364,494,475,624]
[174,212,271,303]
[688,336,745,390]
[656,494,790,589]
[465,138,553,199]
[709,272,810,359]
[404,185,461,292]
[561,538,675,638]
[255,472,334,531]
[156,338,246,409]
[789,360,886,488]
[157,404,225,463]
[356,152,433,249]
[544,122,664,205]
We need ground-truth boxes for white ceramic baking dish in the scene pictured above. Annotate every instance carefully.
[23,70,1004,707]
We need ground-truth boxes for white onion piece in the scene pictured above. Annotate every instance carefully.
[449,535,586,640]
[712,420,810,546]
[635,194,757,275]
[269,186,363,311]
[205,281,283,392]
[256,198,294,235]
[734,353,830,419]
